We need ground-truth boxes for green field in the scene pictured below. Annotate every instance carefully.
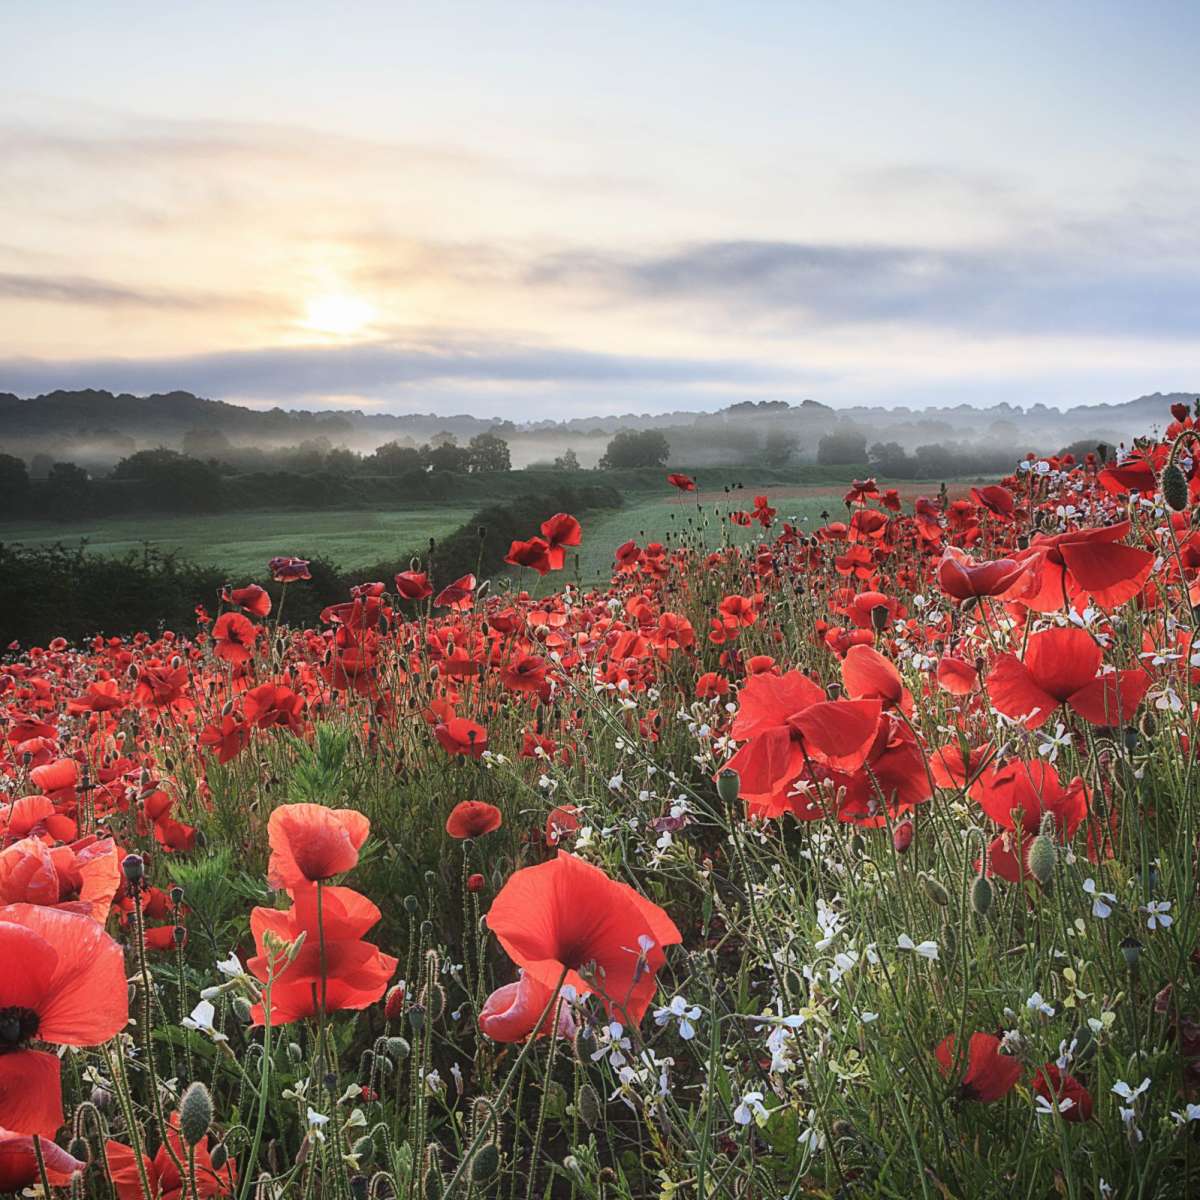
[0,506,476,576]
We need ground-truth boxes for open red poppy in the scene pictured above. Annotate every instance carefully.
[935,1032,1021,1102]
[446,801,502,839]
[267,803,370,889]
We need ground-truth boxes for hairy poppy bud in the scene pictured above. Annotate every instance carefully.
[1027,834,1056,886]
[1162,463,1189,511]
[1121,936,1142,970]
[385,984,406,1021]
[230,996,253,1024]
[403,894,419,914]
[469,1143,500,1184]
[351,1135,374,1163]
[66,1136,90,1164]
[179,1081,213,1147]
[122,853,145,885]
[387,1035,411,1059]
[918,872,950,906]
[971,874,993,917]
[716,769,741,805]
[170,886,185,906]
[577,1082,602,1129]
[892,820,913,853]
[467,872,485,893]
[210,1142,229,1172]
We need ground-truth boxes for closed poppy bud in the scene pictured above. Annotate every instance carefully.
[1027,834,1056,886]
[404,894,420,914]
[210,1142,229,1171]
[892,820,913,853]
[971,874,993,917]
[122,853,145,885]
[470,1143,500,1184]
[386,1036,411,1059]
[232,996,253,1024]
[577,1082,602,1129]
[919,873,950,907]
[385,984,406,1021]
[1121,936,1142,970]
[1162,463,1189,511]
[179,1081,213,1147]
[467,873,485,893]
[66,1136,90,1164]
[716,769,741,805]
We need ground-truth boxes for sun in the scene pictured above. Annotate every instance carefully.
[302,292,376,337]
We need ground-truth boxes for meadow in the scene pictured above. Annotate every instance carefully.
[2,424,1198,1200]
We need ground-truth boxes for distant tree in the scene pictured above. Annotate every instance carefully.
[554,448,582,470]
[30,453,53,480]
[112,448,221,511]
[430,431,458,448]
[868,441,914,478]
[368,441,424,475]
[912,443,959,479]
[324,447,360,476]
[425,441,473,472]
[0,452,30,511]
[181,427,234,461]
[467,431,512,473]
[763,428,799,468]
[45,461,92,519]
[816,429,868,466]
[599,429,671,469]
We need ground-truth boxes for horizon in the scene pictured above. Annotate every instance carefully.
[3,2,1200,418]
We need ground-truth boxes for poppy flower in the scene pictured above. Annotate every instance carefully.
[434,717,488,758]
[971,758,1089,837]
[198,714,251,764]
[842,645,913,714]
[1031,1063,1094,1121]
[29,759,78,798]
[988,627,1150,729]
[935,1032,1021,1102]
[970,485,1015,519]
[446,801,502,839]
[500,654,549,693]
[0,904,128,1136]
[65,679,129,714]
[247,884,397,1025]
[0,837,121,921]
[667,473,696,492]
[435,574,477,610]
[936,655,979,695]
[394,570,433,601]
[229,584,271,618]
[268,556,311,583]
[505,537,553,576]
[1012,521,1153,612]
[540,513,582,569]
[0,1129,86,1192]
[242,683,304,733]
[211,612,259,665]
[485,851,681,1024]
[267,803,370,889]
[106,1114,237,1199]
[545,805,580,845]
[478,971,577,1043]
[936,548,1029,601]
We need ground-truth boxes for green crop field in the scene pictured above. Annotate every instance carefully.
[0,506,477,576]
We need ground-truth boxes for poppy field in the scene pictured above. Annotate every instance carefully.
[4,405,1200,1199]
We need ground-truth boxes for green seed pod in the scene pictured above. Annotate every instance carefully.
[210,1142,229,1172]
[1121,936,1142,970]
[716,769,740,805]
[940,921,957,966]
[577,1082,602,1129]
[469,1142,501,1184]
[971,873,993,918]
[178,1081,213,1147]
[1162,463,1190,512]
[66,1137,90,1164]
[232,996,253,1024]
[542,1079,568,1120]
[403,894,420,914]
[386,1036,411,1060]
[919,872,951,907]
[1027,835,1057,886]
[409,1005,425,1034]
[352,1135,375,1164]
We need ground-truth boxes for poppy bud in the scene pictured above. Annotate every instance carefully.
[1027,834,1056,886]
[577,1082,602,1129]
[467,872,485,893]
[178,1081,213,1147]
[892,820,913,853]
[1162,463,1189,511]
[870,604,890,632]
[470,1142,501,1184]
[385,984,406,1021]
[287,1042,303,1062]
[232,996,253,1024]
[91,1085,113,1110]
[409,1004,425,1034]
[404,894,419,914]
[716,769,741,805]
[919,873,951,907]
[940,921,956,965]
[173,925,186,946]
[170,886,185,906]
[122,853,145,885]
[210,1142,229,1172]
[386,1036,411,1060]
[66,1137,90,1164]
[351,1135,374,1164]
[971,874,993,917]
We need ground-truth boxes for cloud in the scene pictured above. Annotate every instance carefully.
[0,270,250,311]
[524,236,1200,339]
[0,335,806,405]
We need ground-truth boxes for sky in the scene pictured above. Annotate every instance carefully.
[2,0,1199,419]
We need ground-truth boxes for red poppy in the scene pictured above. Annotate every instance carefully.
[394,570,433,601]
[667,473,696,492]
[936,549,1029,601]
[1031,1063,1093,1121]
[0,904,128,1135]
[267,803,370,889]
[545,804,580,845]
[936,655,979,695]
[506,537,553,575]
[198,714,251,764]
[479,971,577,1043]
[988,627,1150,729]
[211,612,259,665]
[540,513,582,569]
[29,759,78,798]
[242,683,304,733]
[935,1032,1021,1102]
[1013,521,1153,612]
[0,836,121,921]
[971,759,1089,837]
[500,654,549,693]
[486,851,681,1023]
[970,485,1015,518]
[106,1115,237,1199]
[434,717,488,758]
[435,574,477,610]
[229,584,271,618]
[247,884,397,1025]
[0,1129,86,1192]
[842,645,913,714]
[446,801,502,838]
[268,556,311,583]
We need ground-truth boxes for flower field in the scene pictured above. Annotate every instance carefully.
[3,404,1200,1199]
